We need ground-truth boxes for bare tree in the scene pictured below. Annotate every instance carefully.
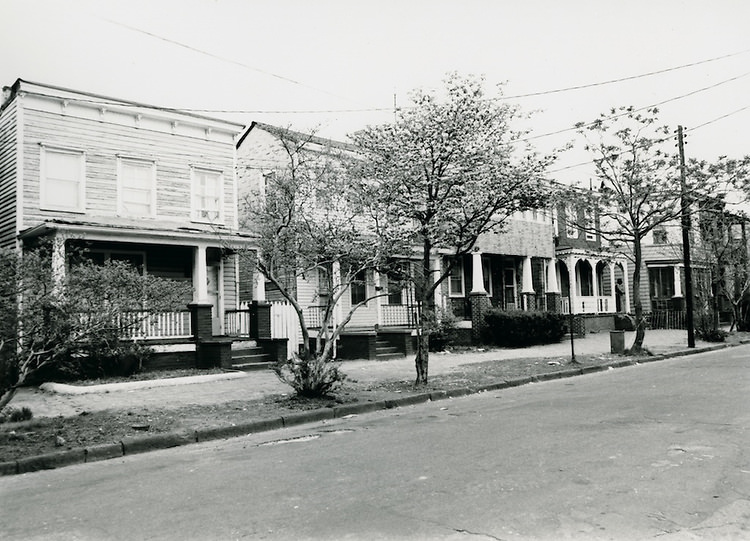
[239,126,405,397]
[0,247,190,413]
[574,107,719,352]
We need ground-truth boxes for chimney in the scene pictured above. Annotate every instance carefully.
[1,86,12,108]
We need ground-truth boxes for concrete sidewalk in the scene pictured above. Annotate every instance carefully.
[10,329,704,419]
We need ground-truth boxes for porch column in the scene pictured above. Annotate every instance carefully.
[521,256,535,311]
[673,265,683,297]
[375,270,385,327]
[545,258,561,313]
[609,263,617,313]
[332,261,342,329]
[568,255,579,314]
[470,251,487,294]
[469,251,489,343]
[193,244,208,302]
[433,257,442,309]
[254,250,266,301]
[622,261,631,313]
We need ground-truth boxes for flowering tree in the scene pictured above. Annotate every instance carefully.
[350,73,554,384]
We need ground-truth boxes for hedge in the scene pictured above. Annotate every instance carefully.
[480,309,566,348]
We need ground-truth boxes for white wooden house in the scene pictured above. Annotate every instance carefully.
[0,79,257,341]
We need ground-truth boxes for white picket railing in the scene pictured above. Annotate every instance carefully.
[269,301,300,360]
[117,311,192,339]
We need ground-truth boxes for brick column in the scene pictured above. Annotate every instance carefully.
[469,292,490,343]
[250,301,272,340]
[189,302,231,369]
[188,302,214,342]
[546,292,562,313]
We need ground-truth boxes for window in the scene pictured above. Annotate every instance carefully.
[482,257,492,295]
[351,269,367,305]
[118,158,156,217]
[41,146,85,212]
[318,265,331,296]
[584,208,596,241]
[565,205,578,238]
[503,266,516,309]
[77,250,146,275]
[448,261,465,297]
[192,168,223,222]
[649,267,675,299]
[653,228,668,245]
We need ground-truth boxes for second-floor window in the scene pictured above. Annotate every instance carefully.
[40,146,85,213]
[653,228,668,245]
[583,208,596,241]
[565,205,578,238]
[118,157,156,217]
[192,168,223,223]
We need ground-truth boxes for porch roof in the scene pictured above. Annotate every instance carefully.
[19,219,259,249]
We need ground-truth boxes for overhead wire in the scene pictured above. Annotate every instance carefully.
[547,104,750,175]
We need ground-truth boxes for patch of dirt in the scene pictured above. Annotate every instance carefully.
[0,351,633,463]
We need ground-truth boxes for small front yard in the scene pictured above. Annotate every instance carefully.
[1,350,642,463]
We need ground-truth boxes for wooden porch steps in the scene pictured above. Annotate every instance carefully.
[375,339,403,360]
[230,345,275,371]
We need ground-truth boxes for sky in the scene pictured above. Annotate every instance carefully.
[2,0,749,185]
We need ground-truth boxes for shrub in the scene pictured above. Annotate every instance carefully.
[274,354,346,398]
[422,307,459,352]
[480,309,566,348]
[695,328,727,343]
[0,405,33,423]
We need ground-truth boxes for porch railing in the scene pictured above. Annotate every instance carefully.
[380,304,419,327]
[118,310,192,340]
[225,304,251,338]
[561,295,615,315]
[303,305,327,329]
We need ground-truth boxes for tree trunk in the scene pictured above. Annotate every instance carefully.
[630,237,646,353]
[0,386,18,414]
[413,236,435,385]
[414,333,429,386]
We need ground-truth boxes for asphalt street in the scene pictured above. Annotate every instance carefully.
[1,344,748,540]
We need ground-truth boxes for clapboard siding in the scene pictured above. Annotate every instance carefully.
[0,100,18,248]
[20,107,237,231]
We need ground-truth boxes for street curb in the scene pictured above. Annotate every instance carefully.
[2,340,746,476]
[194,418,284,442]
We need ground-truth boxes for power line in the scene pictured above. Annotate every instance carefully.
[521,70,750,143]
[99,17,360,106]
[547,104,750,175]
[501,48,750,100]
[89,15,750,116]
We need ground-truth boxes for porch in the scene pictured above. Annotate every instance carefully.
[555,251,630,316]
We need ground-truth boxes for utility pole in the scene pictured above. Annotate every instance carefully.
[678,125,696,348]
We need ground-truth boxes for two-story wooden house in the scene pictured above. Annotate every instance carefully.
[237,122,576,357]
[0,79,256,340]
[552,194,631,330]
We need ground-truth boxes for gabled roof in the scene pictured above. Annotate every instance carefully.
[236,120,358,152]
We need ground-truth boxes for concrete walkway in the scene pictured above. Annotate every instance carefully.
[11,330,705,418]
